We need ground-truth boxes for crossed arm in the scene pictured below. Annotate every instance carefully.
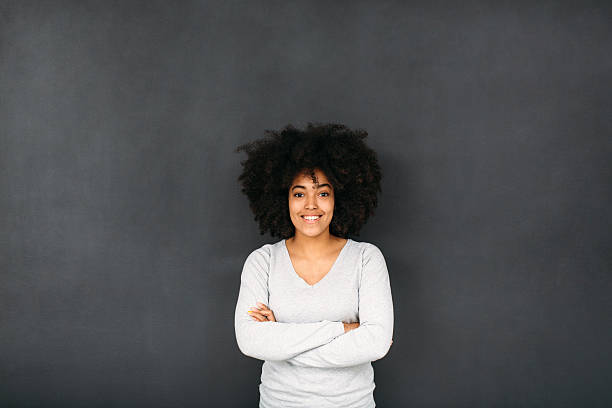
[234,244,394,368]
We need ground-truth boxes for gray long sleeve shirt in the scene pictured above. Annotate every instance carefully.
[234,238,394,408]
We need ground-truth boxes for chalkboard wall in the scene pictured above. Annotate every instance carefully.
[1,1,610,407]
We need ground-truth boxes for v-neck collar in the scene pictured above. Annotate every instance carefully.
[282,238,351,288]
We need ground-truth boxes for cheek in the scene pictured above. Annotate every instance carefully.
[325,199,335,215]
[288,200,299,215]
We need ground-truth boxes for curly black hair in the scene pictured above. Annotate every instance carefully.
[235,122,382,239]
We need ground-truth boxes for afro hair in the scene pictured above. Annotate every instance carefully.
[235,122,382,239]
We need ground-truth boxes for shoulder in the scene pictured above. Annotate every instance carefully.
[349,240,390,288]
[348,239,386,266]
[242,240,283,271]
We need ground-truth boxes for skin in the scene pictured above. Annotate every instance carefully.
[248,168,392,345]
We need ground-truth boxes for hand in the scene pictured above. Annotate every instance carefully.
[248,302,276,322]
[343,322,360,333]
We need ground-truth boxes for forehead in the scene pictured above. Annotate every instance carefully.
[290,169,330,186]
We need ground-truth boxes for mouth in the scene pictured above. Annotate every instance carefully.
[301,215,322,224]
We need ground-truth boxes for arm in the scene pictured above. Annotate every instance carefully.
[285,244,394,368]
[234,246,345,361]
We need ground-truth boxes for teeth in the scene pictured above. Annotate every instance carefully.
[303,216,320,220]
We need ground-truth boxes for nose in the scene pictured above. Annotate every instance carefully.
[305,193,317,209]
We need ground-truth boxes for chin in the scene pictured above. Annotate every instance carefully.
[298,227,330,238]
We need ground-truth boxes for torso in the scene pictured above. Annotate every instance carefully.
[260,238,377,407]
[285,236,349,286]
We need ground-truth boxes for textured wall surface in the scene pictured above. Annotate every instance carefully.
[1,1,611,407]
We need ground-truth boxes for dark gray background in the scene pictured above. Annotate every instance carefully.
[1,1,611,407]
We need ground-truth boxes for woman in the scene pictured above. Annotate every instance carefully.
[234,123,394,408]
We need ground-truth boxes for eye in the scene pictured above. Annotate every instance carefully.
[293,192,304,198]
[319,192,330,197]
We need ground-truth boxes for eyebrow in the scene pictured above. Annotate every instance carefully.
[291,183,332,191]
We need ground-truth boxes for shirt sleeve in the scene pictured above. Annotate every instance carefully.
[284,243,394,368]
[234,245,346,362]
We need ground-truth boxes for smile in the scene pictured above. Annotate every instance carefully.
[301,215,322,223]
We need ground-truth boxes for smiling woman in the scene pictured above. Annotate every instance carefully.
[233,123,394,408]
[234,123,382,239]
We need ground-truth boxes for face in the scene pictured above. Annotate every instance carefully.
[288,168,335,239]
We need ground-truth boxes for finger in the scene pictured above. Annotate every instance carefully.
[258,309,276,320]
[256,302,268,310]
[259,309,272,316]
[248,311,266,321]
[249,308,269,318]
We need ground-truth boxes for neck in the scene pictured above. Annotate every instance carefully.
[288,230,338,255]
